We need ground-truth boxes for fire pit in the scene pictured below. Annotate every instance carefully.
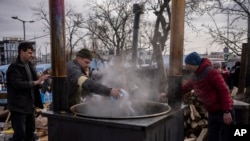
[70,100,171,119]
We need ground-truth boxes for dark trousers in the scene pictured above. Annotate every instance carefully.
[208,110,235,141]
[10,111,36,141]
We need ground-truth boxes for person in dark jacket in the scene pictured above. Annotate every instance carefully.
[213,62,230,88]
[41,68,52,94]
[229,61,241,89]
[6,42,50,141]
[182,52,234,141]
[67,48,121,107]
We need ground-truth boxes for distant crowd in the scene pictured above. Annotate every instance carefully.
[212,61,241,94]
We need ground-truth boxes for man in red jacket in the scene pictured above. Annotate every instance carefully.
[182,52,234,141]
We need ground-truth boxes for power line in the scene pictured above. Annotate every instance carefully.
[26,34,50,41]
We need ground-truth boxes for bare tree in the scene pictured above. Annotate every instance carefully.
[31,2,88,60]
[145,0,203,93]
[85,0,204,94]
[200,0,249,55]
[65,7,87,59]
[146,0,171,93]
[84,0,135,56]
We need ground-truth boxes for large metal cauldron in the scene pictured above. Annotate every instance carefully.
[70,99,171,119]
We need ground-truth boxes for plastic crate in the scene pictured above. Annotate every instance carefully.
[40,92,52,103]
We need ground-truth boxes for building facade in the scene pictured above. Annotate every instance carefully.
[0,37,36,65]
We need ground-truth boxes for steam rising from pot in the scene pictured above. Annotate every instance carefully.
[72,58,170,118]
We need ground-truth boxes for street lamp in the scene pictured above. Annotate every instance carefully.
[11,16,35,41]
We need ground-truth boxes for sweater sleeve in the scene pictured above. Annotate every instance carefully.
[182,79,194,95]
[82,79,112,96]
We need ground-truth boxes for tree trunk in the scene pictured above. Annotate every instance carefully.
[153,43,168,93]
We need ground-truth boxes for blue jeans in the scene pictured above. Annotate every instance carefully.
[10,111,36,141]
[208,110,235,141]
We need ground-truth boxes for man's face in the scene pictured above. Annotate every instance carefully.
[20,49,33,63]
[78,57,91,71]
[185,64,198,72]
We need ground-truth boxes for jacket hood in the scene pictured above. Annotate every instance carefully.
[195,58,212,74]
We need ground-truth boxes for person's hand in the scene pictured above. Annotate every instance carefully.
[35,74,50,85]
[223,112,233,125]
[39,74,50,82]
[110,88,121,99]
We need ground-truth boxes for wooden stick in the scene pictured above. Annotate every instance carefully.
[197,128,208,141]
[4,111,11,130]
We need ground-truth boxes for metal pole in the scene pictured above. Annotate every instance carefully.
[11,16,34,41]
[247,14,250,86]
[238,43,247,95]
[245,14,250,101]
[45,45,47,63]
[168,0,185,108]
[132,4,143,66]
[22,21,26,40]
[227,9,229,40]
[49,0,68,111]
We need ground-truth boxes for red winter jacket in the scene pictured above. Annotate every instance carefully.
[182,58,233,113]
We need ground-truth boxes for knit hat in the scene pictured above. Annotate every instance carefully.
[76,48,92,60]
[185,52,202,66]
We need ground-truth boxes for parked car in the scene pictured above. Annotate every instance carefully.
[0,64,10,82]
[36,63,51,74]
[0,64,10,74]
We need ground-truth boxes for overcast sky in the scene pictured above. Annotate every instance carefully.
[0,0,87,54]
[0,0,42,38]
[0,0,247,55]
